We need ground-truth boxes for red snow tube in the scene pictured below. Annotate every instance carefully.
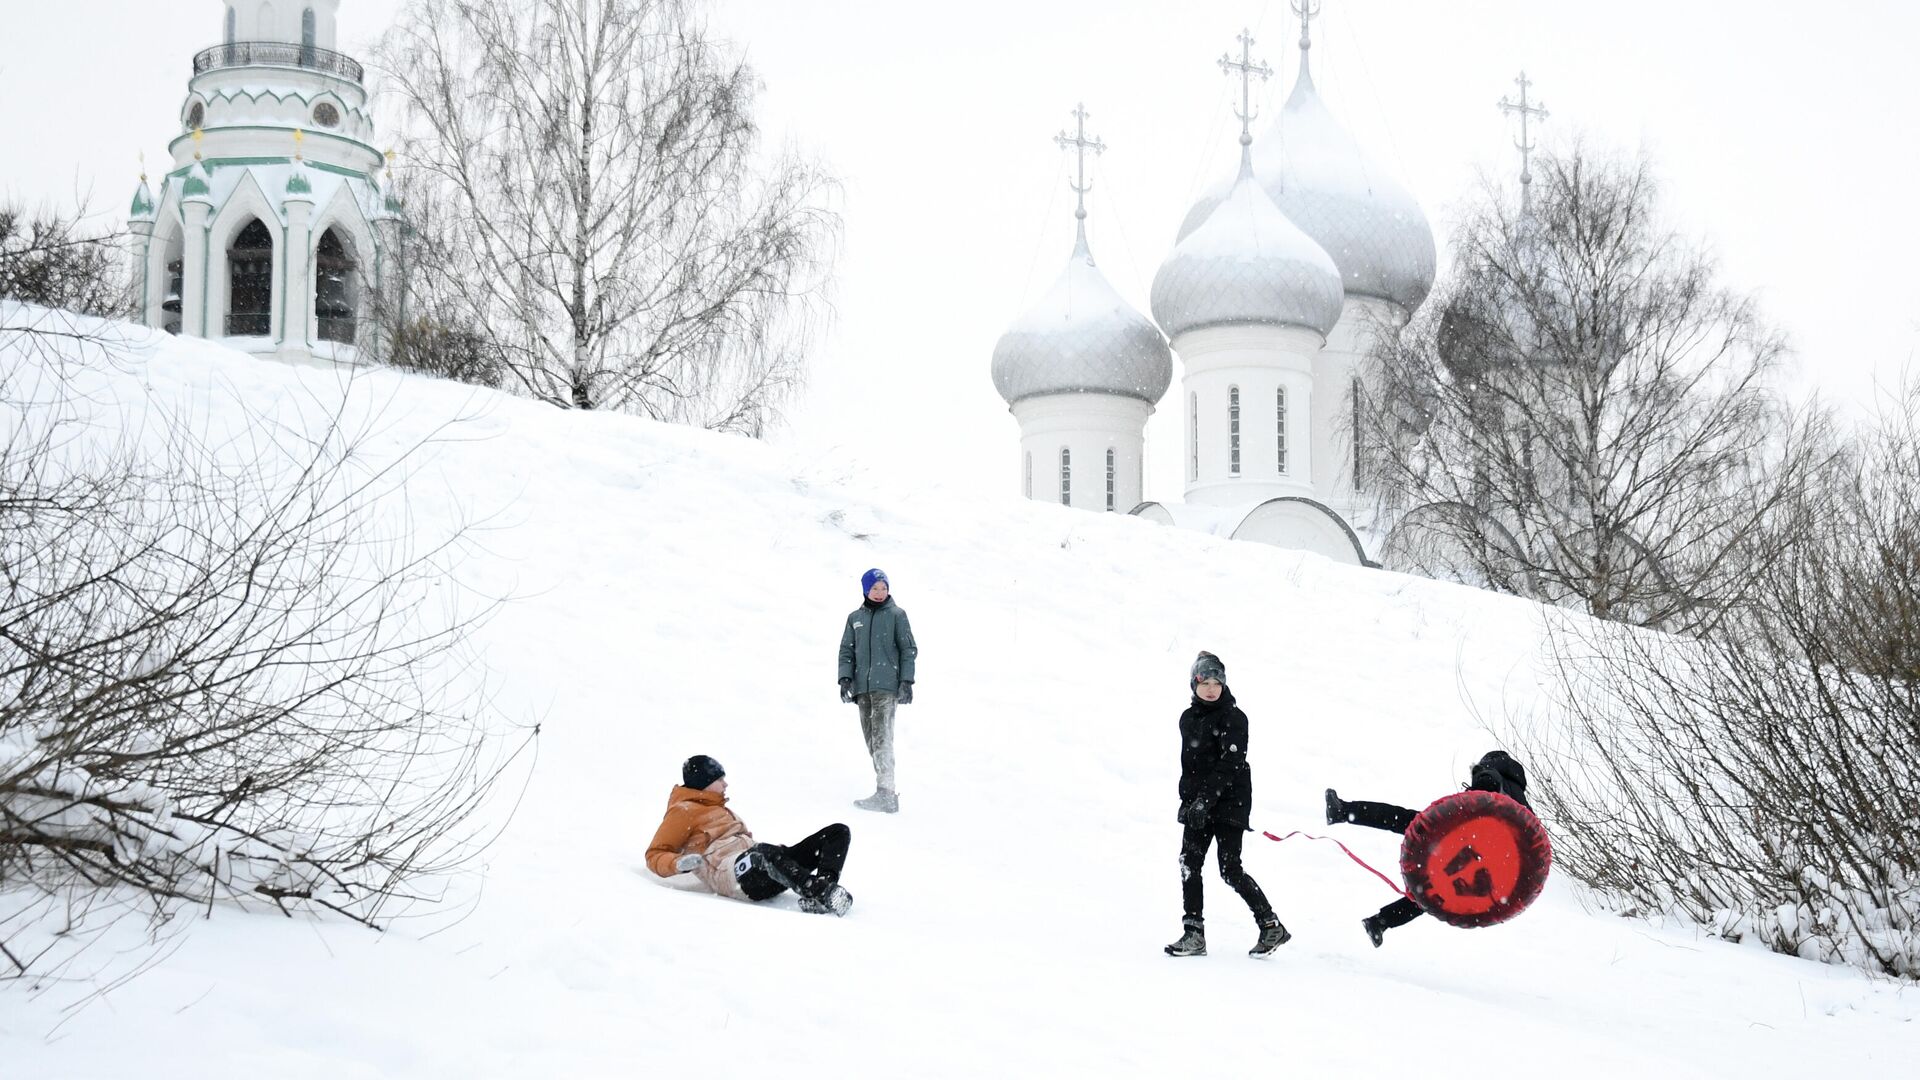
[1399,791,1552,928]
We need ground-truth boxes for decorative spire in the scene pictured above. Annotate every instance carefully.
[1219,28,1274,152]
[183,130,212,200]
[285,128,313,198]
[191,126,204,160]
[1498,71,1549,212]
[1053,104,1106,253]
[293,127,305,160]
[130,152,156,220]
[1291,0,1322,78]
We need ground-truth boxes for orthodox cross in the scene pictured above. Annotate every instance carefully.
[1291,0,1322,54]
[1219,29,1274,143]
[1054,103,1106,227]
[1498,71,1549,210]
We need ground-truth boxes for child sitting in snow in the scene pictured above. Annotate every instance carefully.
[1165,651,1291,958]
[1324,750,1533,947]
[646,755,854,916]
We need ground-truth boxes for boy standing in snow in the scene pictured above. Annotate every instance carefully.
[646,755,855,916]
[1324,750,1533,947]
[1166,652,1291,958]
[837,568,917,813]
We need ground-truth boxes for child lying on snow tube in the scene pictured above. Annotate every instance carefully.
[645,754,854,916]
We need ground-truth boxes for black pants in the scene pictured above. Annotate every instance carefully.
[1341,799,1425,928]
[1179,822,1272,923]
[737,823,851,903]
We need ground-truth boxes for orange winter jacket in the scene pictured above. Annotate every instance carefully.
[646,786,758,899]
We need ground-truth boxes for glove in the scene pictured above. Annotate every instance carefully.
[674,853,703,873]
[838,678,854,703]
[1180,791,1216,824]
[898,680,913,705]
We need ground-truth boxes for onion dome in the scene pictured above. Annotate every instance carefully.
[1150,146,1344,340]
[1261,32,1435,312]
[129,176,156,220]
[992,225,1172,407]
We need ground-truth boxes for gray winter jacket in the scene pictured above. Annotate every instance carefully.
[838,598,917,696]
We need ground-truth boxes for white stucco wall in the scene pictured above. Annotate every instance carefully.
[1314,295,1410,516]
[1170,323,1324,507]
[1010,393,1153,513]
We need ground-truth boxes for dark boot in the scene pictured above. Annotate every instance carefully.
[797,884,854,917]
[1164,917,1206,957]
[1362,914,1387,948]
[1325,788,1346,826]
[1249,913,1292,958]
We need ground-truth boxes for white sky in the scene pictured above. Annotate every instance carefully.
[5,0,1916,502]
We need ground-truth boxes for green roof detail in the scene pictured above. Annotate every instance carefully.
[130,180,156,218]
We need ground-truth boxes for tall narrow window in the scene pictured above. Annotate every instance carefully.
[226,218,274,336]
[1105,448,1116,511]
[315,228,358,344]
[1229,385,1241,476]
[1276,385,1289,475]
[1189,392,1199,481]
[301,7,317,65]
[1059,448,1072,507]
[1023,451,1032,498]
[224,6,236,44]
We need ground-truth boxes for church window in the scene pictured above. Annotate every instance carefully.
[1229,385,1241,476]
[316,227,358,344]
[1059,448,1071,506]
[1276,386,1289,475]
[1105,448,1116,511]
[162,256,184,335]
[186,102,205,129]
[1023,451,1032,498]
[226,219,274,337]
[301,8,317,65]
[224,6,236,44]
[1189,393,1198,481]
[312,102,340,128]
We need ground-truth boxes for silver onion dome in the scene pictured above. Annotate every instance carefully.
[992,228,1173,407]
[1151,148,1344,340]
[1263,44,1435,312]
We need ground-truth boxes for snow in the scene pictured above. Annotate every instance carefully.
[2,309,1916,1077]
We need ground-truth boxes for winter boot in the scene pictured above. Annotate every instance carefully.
[1164,917,1206,957]
[1362,914,1387,948]
[1325,788,1346,826]
[1249,913,1292,958]
[798,884,854,917]
[854,789,899,814]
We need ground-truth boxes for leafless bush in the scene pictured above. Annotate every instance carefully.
[1516,383,1920,977]
[1365,148,1826,635]
[0,333,531,988]
[0,201,128,319]
[376,0,840,434]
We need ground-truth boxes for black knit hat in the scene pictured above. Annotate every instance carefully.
[1190,651,1226,685]
[682,754,726,790]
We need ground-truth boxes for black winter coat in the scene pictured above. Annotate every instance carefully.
[1176,688,1253,831]
[1468,750,1532,810]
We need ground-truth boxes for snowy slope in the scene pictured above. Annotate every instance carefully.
[2,315,1915,1079]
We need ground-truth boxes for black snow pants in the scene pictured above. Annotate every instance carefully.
[737,823,851,903]
[1341,798,1425,928]
[1179,822,1272,924]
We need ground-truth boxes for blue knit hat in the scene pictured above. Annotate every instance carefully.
[861,568,889,595]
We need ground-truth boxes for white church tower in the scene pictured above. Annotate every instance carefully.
[992,107,1172,512]
[128,0,401,363]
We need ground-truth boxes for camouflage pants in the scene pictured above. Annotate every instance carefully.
[856,690,897,793]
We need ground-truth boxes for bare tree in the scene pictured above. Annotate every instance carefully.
[376,0,840,433]
[1365,149,1827,635]
[0,200,129,321]
[1514,382,1920,977]
[0,335,531,988]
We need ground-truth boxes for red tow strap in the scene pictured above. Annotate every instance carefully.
[1261,829,1408,898]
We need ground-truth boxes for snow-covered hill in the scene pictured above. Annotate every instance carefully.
[3,316,1915,1078]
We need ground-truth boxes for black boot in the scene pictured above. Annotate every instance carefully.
[797,884,854,917]
[1325,788,1346,826]
[1164,917,1206,957]
[1249,913,1291,958]
[1362,914,1386,948]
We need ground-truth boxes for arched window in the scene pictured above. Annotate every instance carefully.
[1229,385,1241,476]
[1023,451,1032,499]
[315,227,358,344]
[161,236,184,336]
[1276,385,1289,475]
[1059,447,1071,507]
[224,6,236,44]
[1189,392,1198,481]
[301,7,317,65]
[226,219,274,336]
[1105,448,1116,511]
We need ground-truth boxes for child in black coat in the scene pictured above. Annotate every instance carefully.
[1165,651,1291,958]
[1325,750,1533,947]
